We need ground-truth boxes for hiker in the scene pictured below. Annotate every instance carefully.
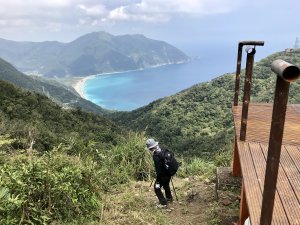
[146,138,176,208]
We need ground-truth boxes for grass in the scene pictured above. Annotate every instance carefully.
[53,182,170,225]
[178,157,216,181]
[0,131,237,224]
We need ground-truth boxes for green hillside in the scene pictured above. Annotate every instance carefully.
[2,48,299,224]
[110,49,300,157]
[0,80,123,152]
[0,79,156,224]
[0,58,108,114]
[0,79,222,225]
[0,32,189,77]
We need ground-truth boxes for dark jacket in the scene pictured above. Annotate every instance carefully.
[153,149,169,180]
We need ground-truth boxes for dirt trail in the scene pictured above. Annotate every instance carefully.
[138,176,240,225]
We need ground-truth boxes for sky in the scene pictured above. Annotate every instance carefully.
[0,0,299,59]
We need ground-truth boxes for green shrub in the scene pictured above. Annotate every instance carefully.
[0,132,153,224]
[0,152,101,224]
[178,157,216,180]
[213,148,233,167]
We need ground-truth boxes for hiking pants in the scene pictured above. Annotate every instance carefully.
[154,175,172,205]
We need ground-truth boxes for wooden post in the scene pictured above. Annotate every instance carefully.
[232,135,241,176]
[239,181,249,225]
[260,60,300,225]
[233,41,264,106]
[233,43,243,106]
[240,47,256,141]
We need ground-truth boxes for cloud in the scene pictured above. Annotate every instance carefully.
[77,4,108,17]
[0,0,242,25]
[73,0,243,26]
[0,0,71,14]
[0,0,71,23]
[106,0,241,22]
[0,0,250,40]
[107,5,170,22]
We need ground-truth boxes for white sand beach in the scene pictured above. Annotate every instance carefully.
[72,76,93,99]
[71,63,183,101]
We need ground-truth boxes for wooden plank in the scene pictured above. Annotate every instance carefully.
[289,146,300,173]
[260,144,300,224]
[233,103,300,146]
[286,146,300,203]
[279,145,300,224]
[239,182,249,225]
[238,142,262,225]
[233,103,300,224]
[250,142,289,224]
[282,145,300,203]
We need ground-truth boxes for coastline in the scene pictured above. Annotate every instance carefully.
[72,60,190,100]
[72,76,94,99]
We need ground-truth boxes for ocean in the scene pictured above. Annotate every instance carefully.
[82,43,279,111]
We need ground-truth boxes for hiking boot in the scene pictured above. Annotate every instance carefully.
[156,204,167,209]
[167,198,173,203]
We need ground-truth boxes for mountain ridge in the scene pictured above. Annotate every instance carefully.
[0,32,189,77]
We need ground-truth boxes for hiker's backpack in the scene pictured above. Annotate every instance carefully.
[162,149,179,176]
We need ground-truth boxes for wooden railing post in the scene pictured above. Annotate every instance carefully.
[232,135,241,176]
[232,41,264,178]
[239,47,256,141]
[233,41,264,106]
[233,43,244,106]
[239,181,249,225]
[260,60,300,225]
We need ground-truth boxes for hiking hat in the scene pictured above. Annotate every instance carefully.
[145,138,158,150]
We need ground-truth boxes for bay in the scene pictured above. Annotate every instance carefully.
[83,59,232,111]
[83,42,272,111]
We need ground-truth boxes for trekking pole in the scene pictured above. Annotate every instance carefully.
[149,178,154,187]
[170,177,178,201]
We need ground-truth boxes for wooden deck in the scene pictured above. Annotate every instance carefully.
[232,103,300,225]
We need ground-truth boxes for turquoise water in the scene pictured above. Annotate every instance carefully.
[84,58,233,111]
[83,42,274,111]
[83,44,238,111]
